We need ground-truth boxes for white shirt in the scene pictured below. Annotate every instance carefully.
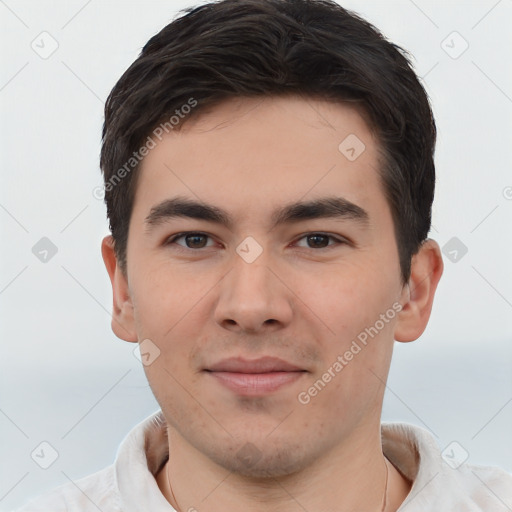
[14,409,512,511]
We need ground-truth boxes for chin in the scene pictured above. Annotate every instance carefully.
[201,435,317,479]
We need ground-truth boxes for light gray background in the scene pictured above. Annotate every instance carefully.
[1,0,511,510]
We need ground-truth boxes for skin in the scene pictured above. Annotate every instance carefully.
[102,95,443,512]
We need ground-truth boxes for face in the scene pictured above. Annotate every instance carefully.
[107,95,421,477]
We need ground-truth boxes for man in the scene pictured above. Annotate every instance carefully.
[15,0,512,510]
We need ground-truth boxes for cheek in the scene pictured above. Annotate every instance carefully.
[130,264,214,371]
[130,259,210,325]
[303,317,396,421]
[300,255,400,392]
[298,258,395,334]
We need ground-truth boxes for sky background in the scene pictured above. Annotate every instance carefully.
[1,0,511,510]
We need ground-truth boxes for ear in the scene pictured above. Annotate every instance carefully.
[101,235,138,342]
[394,238,444,343]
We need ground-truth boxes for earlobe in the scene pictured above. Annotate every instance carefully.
[394,239,444,343]
[101,235,138,343]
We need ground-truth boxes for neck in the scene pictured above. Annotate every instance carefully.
[156,423,411,512]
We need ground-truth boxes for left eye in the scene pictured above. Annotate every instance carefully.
[294,233,345,249]
[166,232,345,250]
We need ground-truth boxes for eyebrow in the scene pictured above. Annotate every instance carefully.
[144,195,370,233]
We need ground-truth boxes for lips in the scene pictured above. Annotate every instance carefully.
[206,356,304,373]
[204,357,307,396]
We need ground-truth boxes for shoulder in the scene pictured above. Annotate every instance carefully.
[382,422,512,511]
[12,465,121,512]
[457,462,512,509]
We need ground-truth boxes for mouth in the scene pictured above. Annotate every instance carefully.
[203,356,307,396]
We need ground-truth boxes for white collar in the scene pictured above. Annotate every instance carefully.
[112,410,511,511]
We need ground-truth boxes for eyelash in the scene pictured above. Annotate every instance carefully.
[165,231,349,252]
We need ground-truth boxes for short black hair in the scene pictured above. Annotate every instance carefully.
[100,0,436,284]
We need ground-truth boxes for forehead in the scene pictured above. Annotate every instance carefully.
[132,95,388,227]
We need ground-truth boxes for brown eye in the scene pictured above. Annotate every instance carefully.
[306,234,330,248]
[294,233,346,249]
[184,234,208,248]
[167,232,214,249]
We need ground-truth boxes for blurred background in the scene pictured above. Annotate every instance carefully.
[1,0,511,509]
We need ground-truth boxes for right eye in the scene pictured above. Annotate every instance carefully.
[165,232,218,250]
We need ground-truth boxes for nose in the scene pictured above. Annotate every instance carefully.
[213,252,294,334]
